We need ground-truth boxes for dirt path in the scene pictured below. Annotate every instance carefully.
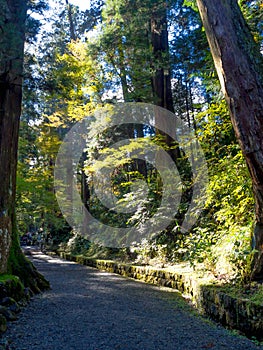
[1,251,262,350]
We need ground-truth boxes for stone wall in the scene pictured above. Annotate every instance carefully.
[59,252,263,340]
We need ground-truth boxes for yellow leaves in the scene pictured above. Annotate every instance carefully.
[85,137,152,178]
[45,113,65,128]
[86,153,129,174]
[37,128,61,156]
[67,40,87,61]
[67,101,95,122]
[54,41,97,98]
[45,39,103,127]
[57,40,87,67]
[204,147,254,229]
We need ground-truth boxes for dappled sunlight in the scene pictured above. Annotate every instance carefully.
[0,0,262,347]
[28,250,184,301]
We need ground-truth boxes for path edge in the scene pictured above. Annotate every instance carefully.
[57,251,263,341]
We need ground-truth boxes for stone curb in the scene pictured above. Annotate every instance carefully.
[58,252,263,341]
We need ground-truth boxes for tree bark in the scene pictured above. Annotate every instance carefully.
[65,0,77,41]
[150,3,174,112]
[196,0,263,280]
[150,2,182,164]
[0,0,49,291]
[0,0,27,273]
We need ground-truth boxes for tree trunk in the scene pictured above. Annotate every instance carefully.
[150,4,174,112]
[118,41,129,102]
[65,0,77,41]
[0,0,49,290]
[150,2,181,164]
[196,0,263,280]
[0,0,27,273]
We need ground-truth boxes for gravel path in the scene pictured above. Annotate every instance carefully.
[1,250,262,350]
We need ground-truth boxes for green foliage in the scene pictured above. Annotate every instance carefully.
[239,0,263,47]
[196,100,236,158]
[0,274,19,282]
[206,150,253,229]
[226,227,254,283]
[127,98,254,280]
[18,14,103,239]
[16,121,65,235]
[182,100,254,278]
[183,0,198,12]
[83,104,193,250]
[59,231,91,255]
[16,0,259,285]
[96,0,155,102]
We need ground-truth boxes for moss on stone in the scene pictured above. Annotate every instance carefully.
[58,251,263,341]
[0,274,24,301]
[0,314,7,333]
[0,274,17,282]
[7,236,50,293]
[218,283,263,306]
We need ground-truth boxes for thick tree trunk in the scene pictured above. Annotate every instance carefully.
[196,0,263,280]
[150,2,181,164]
[150,5,174,112]
[0,0,27,273]
[0,1,49,290]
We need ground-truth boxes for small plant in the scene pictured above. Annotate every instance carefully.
[228,228,255,283]
[61,230,91,255]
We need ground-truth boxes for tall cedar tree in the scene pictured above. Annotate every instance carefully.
[0,0,27,273]
[196,0,263,280]
[0,0,49,290]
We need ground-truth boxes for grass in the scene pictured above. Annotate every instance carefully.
[218,282,263,306]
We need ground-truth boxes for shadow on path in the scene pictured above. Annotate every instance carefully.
[2,250,262,350]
